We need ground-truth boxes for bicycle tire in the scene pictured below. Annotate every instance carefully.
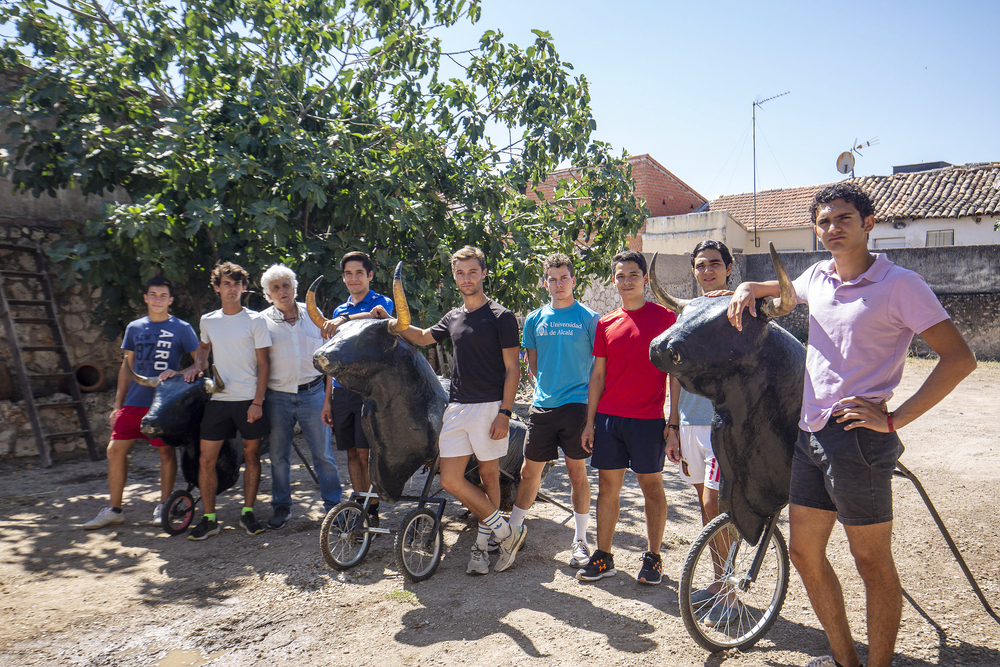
[320,501,372,570]
[678,512,789,652]
[394,508,443,582]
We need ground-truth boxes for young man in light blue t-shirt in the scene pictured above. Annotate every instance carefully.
[509,253,599,568]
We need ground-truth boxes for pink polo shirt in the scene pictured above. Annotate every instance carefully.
[792,254,949,432]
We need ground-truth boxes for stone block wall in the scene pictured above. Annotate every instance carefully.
[0,391,114,457]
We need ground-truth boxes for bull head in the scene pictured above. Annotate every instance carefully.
[649,242,796,319]
[305,262,411,335]
[125,359,226,393]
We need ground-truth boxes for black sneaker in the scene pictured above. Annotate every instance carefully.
[576,549,617,581]
[240,510,265,535]
[637,551,662,585]
[188,516,220,541]
[367,505,380,528]
[268,505,290,530]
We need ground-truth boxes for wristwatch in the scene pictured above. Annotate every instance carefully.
[498,408,512,418]
[666,423,680,431]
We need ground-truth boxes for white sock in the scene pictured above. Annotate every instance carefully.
[484,509,511,540]
[476,523,491,550]
[574,512,589,543]
[509,505,528,527]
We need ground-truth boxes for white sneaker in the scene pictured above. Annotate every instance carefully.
[83,507,124,530]
[495,525,527,572]
[569,540,591,568]
[152,503,165,525]
[467,546,490,575]
[804,658,838,667]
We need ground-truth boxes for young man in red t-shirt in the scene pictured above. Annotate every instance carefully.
[578,250,677,585]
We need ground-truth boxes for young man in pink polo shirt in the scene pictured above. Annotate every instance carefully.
[728,183,976,667]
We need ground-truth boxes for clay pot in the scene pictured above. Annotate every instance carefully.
[59,362,105,394]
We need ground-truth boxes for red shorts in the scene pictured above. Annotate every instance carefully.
[111,406,169,447]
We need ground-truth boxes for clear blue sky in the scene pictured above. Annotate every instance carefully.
[445,0,1000,201]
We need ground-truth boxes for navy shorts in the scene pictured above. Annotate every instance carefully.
[331,386,369,451]
[525,403,589,462]
[591,413,666,474]
[200,399,269,442]
[789,419,903,526]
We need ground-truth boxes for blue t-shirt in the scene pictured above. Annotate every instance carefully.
[122,315,200,407]
[522,301,599,408]
[679,388,715,426]
[330,290,394,389]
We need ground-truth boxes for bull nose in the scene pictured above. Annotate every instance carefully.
[140,421,162,438]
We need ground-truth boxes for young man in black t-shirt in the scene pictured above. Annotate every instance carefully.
[395,246,527,575]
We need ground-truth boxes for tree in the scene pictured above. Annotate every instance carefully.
[1,0,645,334]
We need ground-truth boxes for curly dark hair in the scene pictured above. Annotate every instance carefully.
[210,261,249,287]
[543,252,575,278]
[690,240,733,269]
[809,182,875,223]
[611,249,647,276]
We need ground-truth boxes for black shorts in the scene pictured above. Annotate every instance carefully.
[525,403,588,462]
[590,413,666,474]
[331,386,368,451]
[200,399,269,442]
[789,419,903,526]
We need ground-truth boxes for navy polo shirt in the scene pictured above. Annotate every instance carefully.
[330,290,394,389]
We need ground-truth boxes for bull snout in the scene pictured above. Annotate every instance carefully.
[140,416,163,439]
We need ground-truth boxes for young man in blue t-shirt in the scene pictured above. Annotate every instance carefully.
[509,253,598,568]
[83,277,201,530]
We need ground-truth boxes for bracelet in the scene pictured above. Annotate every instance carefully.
[252,401,262,407]
[498,408,512,418]
[886,411,895,433]
[666,424,680,431]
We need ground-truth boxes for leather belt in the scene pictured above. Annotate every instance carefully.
[298,376,324,392]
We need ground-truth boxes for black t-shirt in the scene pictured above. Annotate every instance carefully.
[430,299,520,403]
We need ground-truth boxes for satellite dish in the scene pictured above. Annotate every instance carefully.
[836,151,856,175]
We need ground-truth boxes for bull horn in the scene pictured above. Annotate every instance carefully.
[648,252,691,313]
[760,242,796,319]
[125,357,159,388]
[204,365,226,393]
[305,276,331,329]
[388,261,411,335]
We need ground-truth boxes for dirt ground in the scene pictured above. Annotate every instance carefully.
[1,358,998,667]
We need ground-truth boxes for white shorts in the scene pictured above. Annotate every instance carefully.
[439,401,509,461]
[679,424,720,490]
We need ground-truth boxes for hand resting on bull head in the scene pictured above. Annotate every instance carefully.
[308,263,448,503]
[648,243,805,544]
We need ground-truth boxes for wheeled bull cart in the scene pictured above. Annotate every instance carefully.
[158,436,247,535]
[319,456,446,582]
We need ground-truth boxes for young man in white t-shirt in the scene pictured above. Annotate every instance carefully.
[165,262,272,540]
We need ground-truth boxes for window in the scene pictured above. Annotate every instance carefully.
[873,237,906,249]
[926,229,955,247]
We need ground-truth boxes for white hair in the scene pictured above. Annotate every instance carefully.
[261,264,299,304]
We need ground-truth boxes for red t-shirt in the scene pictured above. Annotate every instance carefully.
[593,301,676,419]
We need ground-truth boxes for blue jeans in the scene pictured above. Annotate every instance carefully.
[265,383,343,512]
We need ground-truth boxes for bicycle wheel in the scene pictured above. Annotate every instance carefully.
[394,508,443,582]
[678,512,789,652]
[162,489,195,536]
[320,501,371,570]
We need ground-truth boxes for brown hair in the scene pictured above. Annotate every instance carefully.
[340,251,374,275]
[210,261,250,287]
[450,245,486,271]
[543,252,575,278]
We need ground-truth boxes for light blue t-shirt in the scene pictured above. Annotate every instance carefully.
[679,387,715,426]
[122,315,200,407]
[522,301,599,408]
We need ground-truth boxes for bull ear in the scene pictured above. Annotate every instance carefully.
[648,252,691,313]
[305,276,331,329]
[388,261,412,335]
[760,243,796,319]
[204,365,226,393]
[125,356,159,387]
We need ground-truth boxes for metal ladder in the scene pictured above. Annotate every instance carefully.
[0,242,99,465]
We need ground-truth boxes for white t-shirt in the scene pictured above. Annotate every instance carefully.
[261,303,325,393]
[200,307,272,402]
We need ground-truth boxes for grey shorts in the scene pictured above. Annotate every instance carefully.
[789,418,903,526]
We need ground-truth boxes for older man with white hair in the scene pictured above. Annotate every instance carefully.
[260,264,343,529]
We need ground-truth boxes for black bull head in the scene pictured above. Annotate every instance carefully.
[309,263,448,503]
[649,243,805,544]
[127,363,243,494]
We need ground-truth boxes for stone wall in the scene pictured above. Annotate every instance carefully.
[0,391,114,457]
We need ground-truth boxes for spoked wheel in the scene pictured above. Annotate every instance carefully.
[678,512,790,652]
[320,501,372,570]
[161,489,196,536]
[394,508,443,582]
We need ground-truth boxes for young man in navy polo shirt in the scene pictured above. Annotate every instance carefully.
[326,251,393,526]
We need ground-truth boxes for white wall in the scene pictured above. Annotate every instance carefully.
[869,216,1000,248]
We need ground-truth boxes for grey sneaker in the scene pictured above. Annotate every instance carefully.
[804,658,838,667]
[494,525,527,572]
[240,510,266,535]
[152,503,164,526]
[268,505,290,529]
[705,601,742,628]
[467,546,490,575]
[569,540,591,568]
[83,507,124,530]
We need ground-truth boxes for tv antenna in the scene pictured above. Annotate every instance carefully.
[753,91,790,247]
[836,137,880,178]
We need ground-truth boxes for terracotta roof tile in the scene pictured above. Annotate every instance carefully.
[708,163,1000,230]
